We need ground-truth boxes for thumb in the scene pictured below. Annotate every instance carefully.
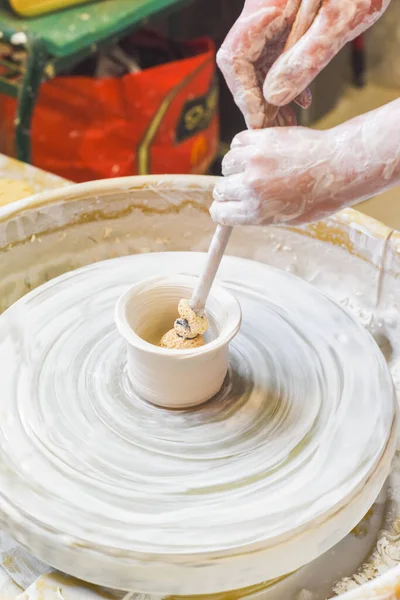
[263,1,358,106]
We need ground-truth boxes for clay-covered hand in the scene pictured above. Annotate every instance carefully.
[218,0,391,129]
[211,99,400,226]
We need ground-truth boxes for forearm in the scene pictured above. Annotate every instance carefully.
[330,99,400,209]
[211,99,400,228]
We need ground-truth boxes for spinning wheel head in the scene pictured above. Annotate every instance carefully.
[0,253,395,595]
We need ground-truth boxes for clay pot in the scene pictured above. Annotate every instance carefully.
[115,274,241,408]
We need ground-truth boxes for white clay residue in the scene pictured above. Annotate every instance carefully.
[2,182,400,598]
[0,252,396,595]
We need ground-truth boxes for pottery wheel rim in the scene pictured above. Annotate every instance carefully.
[0,252,396,593]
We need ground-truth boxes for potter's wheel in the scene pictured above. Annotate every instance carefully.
[0,252,396,595]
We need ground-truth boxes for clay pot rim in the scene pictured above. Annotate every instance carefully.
[115,274,242,356]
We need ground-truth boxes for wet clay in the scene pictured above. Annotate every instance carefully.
[0,253,395,595]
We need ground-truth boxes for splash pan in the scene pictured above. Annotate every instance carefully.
[1,175,400,599]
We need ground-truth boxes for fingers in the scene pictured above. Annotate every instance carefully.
[217,49,266,129]
[294,87,312,109]
[211,193,274,226]
[275,105,298,126]
[212,138,280,226]
[231,128,271,148]
[221,148,255,176]
[264,0,376,106]
[267,0,320,112]
[210,201,263,227]
[212,173,260,226]
[264,2,348,105]
[284,0,322,50]
[217,0,301,129]
[213,173,243,202]
[260,0,318,124]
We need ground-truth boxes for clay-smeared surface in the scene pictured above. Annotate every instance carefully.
[0,252,395,594]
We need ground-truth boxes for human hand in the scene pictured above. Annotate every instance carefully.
[218,0,391,129]
[211,127,340,226]
[210,99,400,227]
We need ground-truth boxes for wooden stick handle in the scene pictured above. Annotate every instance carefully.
[190,225,233,315]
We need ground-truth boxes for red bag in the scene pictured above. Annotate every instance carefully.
[0,35,218,182]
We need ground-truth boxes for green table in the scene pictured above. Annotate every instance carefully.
[0,0,192,163]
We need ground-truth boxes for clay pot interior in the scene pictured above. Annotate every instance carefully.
[124,279,219,347]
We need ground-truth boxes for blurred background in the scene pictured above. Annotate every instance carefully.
[0,0,399,223]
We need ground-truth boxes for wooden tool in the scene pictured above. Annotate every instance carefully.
[190,0,321,316]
